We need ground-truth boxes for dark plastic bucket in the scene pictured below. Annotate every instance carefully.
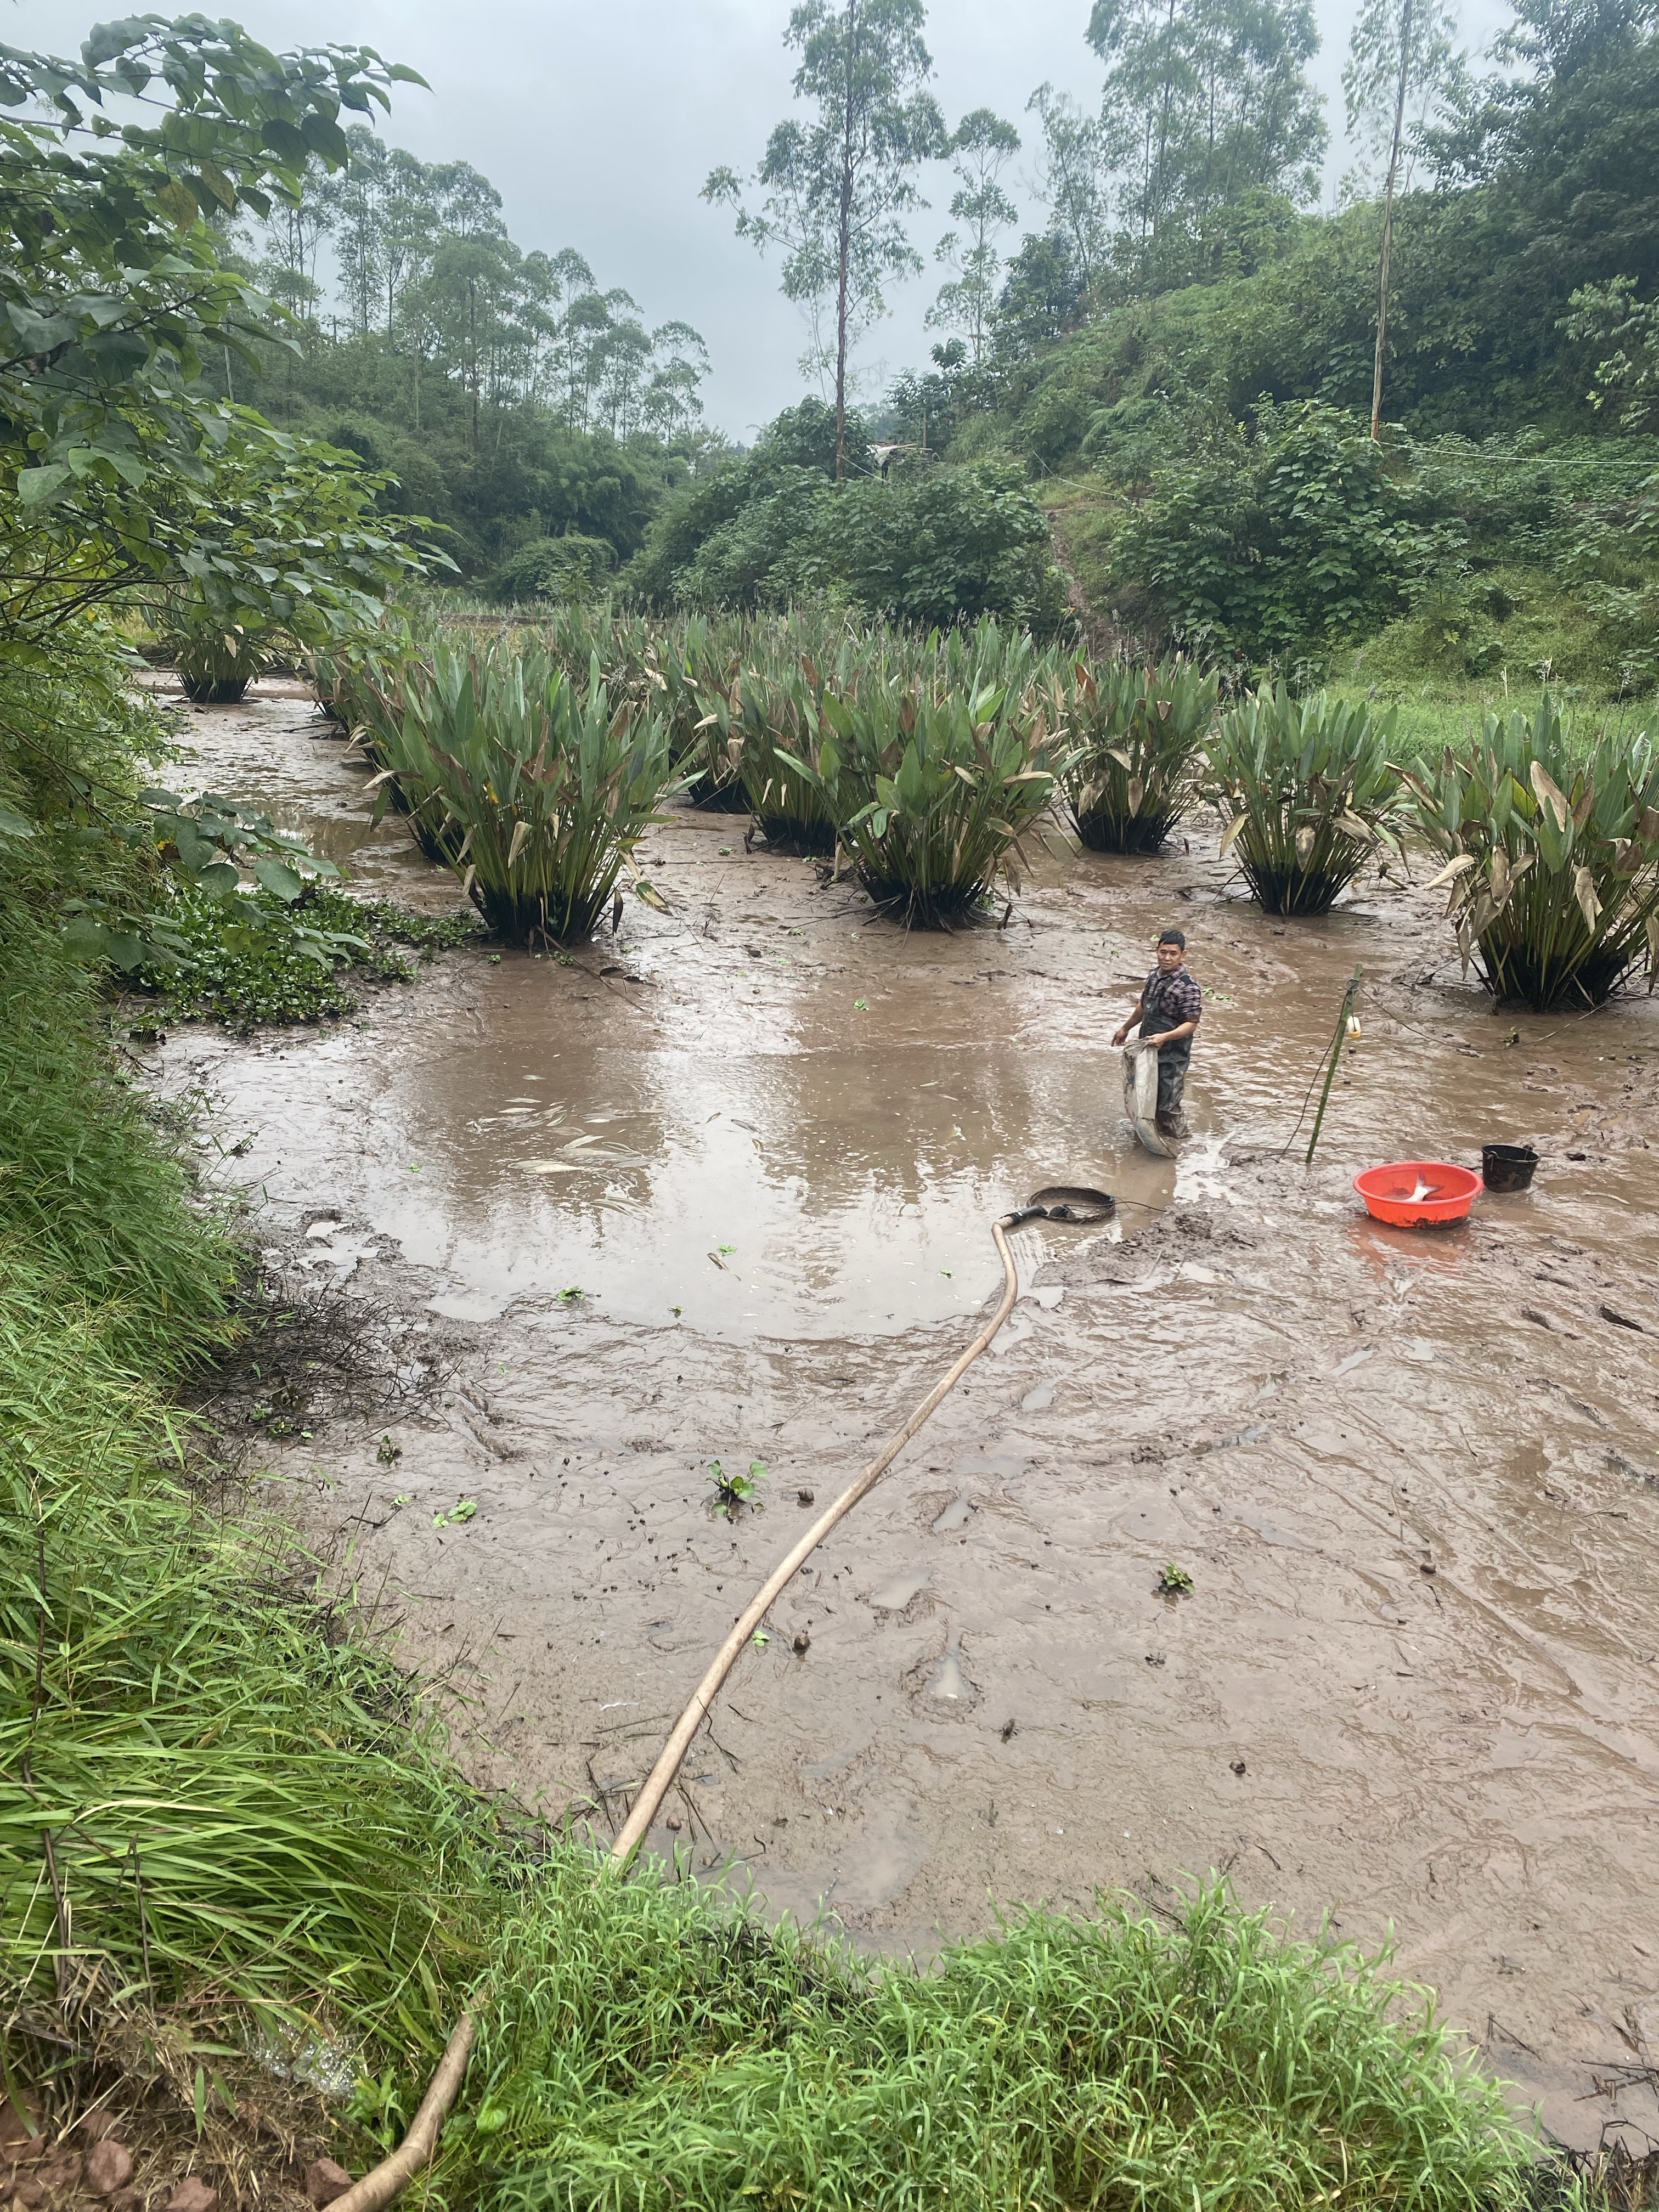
[1481,1142,1538,1193]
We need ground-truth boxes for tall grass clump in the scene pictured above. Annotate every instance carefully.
[380,635,678,944]
[1208,684,1403,915]
[450,1873,1533,2212]
[788,680,1072,923]
[1060,656,1220,853]
[0,1242,486,2057]
[0,911,234,1365]
[1406,696,1659,1006]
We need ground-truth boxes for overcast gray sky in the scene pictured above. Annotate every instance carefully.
[19,0,1513,437]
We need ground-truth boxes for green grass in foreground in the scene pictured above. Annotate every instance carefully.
[452,1871,1533,2212]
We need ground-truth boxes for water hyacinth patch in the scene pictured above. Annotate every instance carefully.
[1406,697,1659,1007]
[1207,685,1403,916]
[1060,656,1220,854]
[378,636,680,946]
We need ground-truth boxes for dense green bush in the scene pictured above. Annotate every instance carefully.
[1108,402,1455,665]
[629,400,1068,630]
[483,533,619,606]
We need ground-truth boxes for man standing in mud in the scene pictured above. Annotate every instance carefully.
[1113,928,1202,1140]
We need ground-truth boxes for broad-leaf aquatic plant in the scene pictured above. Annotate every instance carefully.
[1207,685,1403,916]
[1060,656,1219,853]
[788,680,1074,924]
[1405,697,1659,1007]
[377,636,680,945]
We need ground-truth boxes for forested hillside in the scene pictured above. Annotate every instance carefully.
[213,129,719,580]
[204,0,1658,696]
[631,0,1658,703]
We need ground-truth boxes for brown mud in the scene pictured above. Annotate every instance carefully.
[148,685,1659,2155]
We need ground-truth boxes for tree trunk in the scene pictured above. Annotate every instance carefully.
[834,0,858,484]
[1371,0,1414,442]
[1149,0,1180,259]
[470,284,479,453]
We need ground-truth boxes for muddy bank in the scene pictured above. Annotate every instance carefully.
[150,689,1659,2153]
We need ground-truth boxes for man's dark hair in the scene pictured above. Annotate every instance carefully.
[1158,928,1186,949]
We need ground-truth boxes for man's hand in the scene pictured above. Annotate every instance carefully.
[1142,1032,1172,1048]
[1112,1024,1131,1047]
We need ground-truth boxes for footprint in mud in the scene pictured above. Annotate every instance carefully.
[903,1629,979,1714]
[930,1496,977,1534]
[864,1572,933,1623]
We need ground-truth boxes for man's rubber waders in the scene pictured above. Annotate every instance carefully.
[1123,1036,1178,1158]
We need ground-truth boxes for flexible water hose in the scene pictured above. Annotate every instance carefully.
[332,1204,1034,2208]
[322,2013,477,2212]
[608,1206,1025,1863]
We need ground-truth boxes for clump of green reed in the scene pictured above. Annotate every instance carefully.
[1207,684,1404,916]
[0,1231,488,2064]
[448,1871,1533,2212]
[379,636,679,945]
[786,680,1071,923]
[1060,655,1220,853]
[1406,696,1659,1007]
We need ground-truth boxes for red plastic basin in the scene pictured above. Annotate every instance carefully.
[1353,1160,1481,1228]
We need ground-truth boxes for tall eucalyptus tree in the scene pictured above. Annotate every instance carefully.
[928,109,1020,363]
[705,0,947,480]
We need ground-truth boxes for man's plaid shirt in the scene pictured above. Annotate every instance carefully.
[1142,962,1202,1032]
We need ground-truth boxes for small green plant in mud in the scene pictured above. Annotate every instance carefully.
[1406,696,1659,1007]
[1156,1561,1194,1595]
[1060,655,1220,853]
[129,884,480,1029]
[1207,684,1404,916]
[708,1458,767,1517]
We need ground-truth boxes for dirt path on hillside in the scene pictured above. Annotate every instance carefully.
[143,685,1659,2154]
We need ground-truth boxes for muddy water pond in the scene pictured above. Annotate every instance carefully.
[149,686,1659,2149]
